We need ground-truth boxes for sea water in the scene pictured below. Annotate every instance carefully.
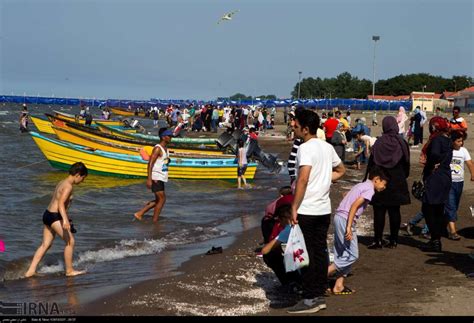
[0,103,289,314]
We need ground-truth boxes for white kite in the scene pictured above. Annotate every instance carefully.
[217,10,239,24]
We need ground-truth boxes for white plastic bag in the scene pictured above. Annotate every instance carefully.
[284,224,309,272]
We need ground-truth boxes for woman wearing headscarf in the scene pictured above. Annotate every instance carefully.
[396,107,408,138]
[412,107,423,147]
[331,122,347,161]
[366,116,410,249]
[420,116,452,252]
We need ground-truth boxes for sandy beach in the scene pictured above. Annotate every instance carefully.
[78,110,474,316]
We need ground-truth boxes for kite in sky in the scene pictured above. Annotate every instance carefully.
[217,10,239,24]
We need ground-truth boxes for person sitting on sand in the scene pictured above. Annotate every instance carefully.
[327,166,388,295]
[25,162,88,278]
[261,186,293,244]
[261,194,302,290]
[134,128,173,222]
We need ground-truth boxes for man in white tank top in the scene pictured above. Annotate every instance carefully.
[134,128,173,222]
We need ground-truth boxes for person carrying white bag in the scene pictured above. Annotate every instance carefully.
[287,109,346,314]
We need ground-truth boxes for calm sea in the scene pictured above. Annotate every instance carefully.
[0,103,289,314]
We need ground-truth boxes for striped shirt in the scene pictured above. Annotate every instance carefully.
[288,138,302,183]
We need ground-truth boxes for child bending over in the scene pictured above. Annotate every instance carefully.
[327,166,389,294]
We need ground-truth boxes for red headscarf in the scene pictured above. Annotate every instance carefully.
[421,116,450,155]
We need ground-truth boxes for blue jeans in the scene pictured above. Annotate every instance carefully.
[353,141,368,164]
[445,181,464,222]
[409,212,429,234]
[211,119,218,132]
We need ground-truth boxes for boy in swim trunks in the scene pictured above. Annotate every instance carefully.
[25,162,88,278]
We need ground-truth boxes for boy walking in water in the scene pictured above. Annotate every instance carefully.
[237,139,250,189]
[134,128,173,222]
[25,162,88,278]
[327,166,388,294]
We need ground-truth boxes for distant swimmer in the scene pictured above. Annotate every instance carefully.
[134,128,173,223]
[25,162,88,278]
[217,10,239,24]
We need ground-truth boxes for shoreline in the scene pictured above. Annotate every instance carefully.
[48,114,474,316]
[79,205,474,316]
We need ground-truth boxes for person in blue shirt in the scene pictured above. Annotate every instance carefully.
[261,195,302,290]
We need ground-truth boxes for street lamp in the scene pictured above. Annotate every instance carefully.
[298,71,302,99]
[422,85,427,110]
[372,35,380,98]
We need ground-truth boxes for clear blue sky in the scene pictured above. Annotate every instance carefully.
[0,0,472,100]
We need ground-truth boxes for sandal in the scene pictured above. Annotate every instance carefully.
[205,246,223,255]
[333,286,355,295]
[449,233,461,241]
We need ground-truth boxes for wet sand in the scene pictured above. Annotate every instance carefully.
[79,111,474,316]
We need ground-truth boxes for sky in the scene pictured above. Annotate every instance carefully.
[0,0,472,100]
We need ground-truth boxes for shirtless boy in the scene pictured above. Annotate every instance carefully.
[25,162,88,278]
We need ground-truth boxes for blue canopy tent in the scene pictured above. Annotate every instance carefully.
[0,95,411,111]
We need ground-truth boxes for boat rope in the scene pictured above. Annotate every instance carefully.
[16,159,48,169]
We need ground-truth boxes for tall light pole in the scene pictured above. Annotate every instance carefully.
[422,85,427,110]
[298,71,302,99]
[372,35,380,98]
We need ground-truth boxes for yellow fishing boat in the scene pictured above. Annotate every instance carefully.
[53,110,124,126]
[48,116,227,156]
[31,114,134,135]
[31,115,56,134]
[52,125,235,159]
[29,131,257,180]
[109,107,146,118]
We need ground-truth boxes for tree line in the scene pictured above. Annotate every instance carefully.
[223,73,472,101]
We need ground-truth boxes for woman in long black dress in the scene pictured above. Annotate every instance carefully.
[420,116,452,252]
[366,116,411,249]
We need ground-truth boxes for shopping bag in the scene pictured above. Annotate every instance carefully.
[284,224,309,272]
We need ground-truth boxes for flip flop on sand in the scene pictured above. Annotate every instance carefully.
[206,246,223,255]
[333,286,355,295]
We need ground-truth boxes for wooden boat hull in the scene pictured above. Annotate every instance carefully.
[52,125,235,159]
[31,115,56,134]
[96,122,218,145]
[48,115,226,155]
[29,131,256,180]
[53,110,124,126]
[109,107,146,118]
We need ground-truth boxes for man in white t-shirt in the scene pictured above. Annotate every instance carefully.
[287,109,346,314]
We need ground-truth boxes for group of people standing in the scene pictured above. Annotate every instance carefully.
[261,105,473,314]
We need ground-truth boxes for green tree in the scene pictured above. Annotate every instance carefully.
[291,73,472,99]
[229,93,252,101]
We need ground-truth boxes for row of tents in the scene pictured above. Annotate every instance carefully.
[0,95,411,111]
